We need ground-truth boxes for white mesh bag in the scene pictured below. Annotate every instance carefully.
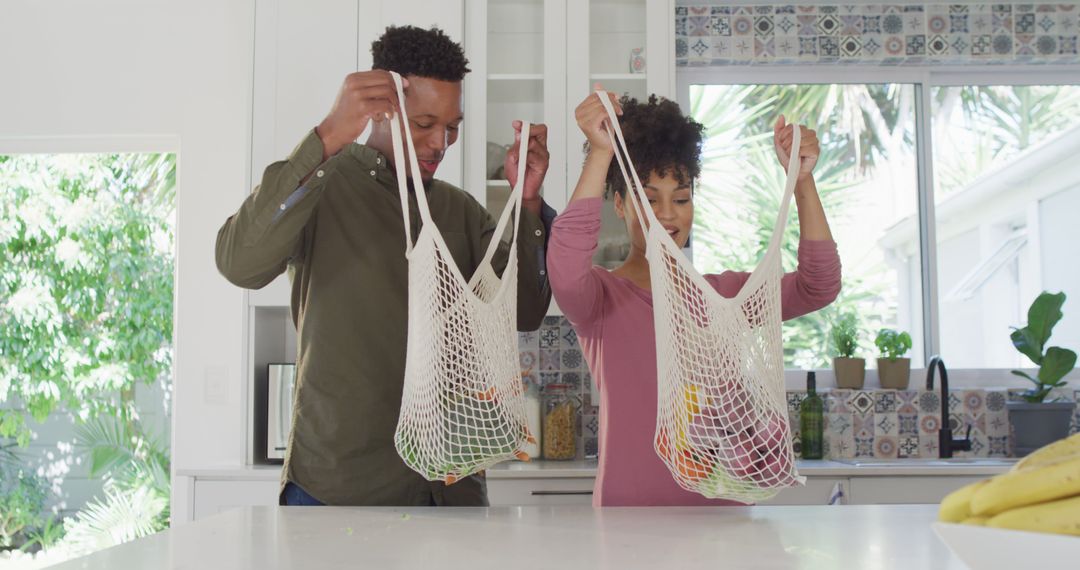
[389,72,534,483]
[597,93,805,502]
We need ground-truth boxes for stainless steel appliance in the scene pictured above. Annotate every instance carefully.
[267,363,296,461]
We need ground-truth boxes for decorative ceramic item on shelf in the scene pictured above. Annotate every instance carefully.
[629,47,646,74]
[875,328,912,390]
[1006,291,1077,456]
[830,312,865,389]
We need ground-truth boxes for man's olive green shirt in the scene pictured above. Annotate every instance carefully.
[216,130,553,505]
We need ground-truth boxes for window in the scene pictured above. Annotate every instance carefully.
[682,71,1080,372]
[689,83,921,369]
[931,85,1080,369]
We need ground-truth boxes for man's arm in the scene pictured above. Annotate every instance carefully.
[215,130,334,288]
[217,70,403,288]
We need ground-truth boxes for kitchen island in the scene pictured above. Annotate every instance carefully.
[51,504,969,569]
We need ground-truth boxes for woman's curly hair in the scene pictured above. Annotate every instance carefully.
[595,95,705,198]
[371,25,470,81]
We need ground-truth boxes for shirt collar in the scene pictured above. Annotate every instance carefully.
[346,143,433,193]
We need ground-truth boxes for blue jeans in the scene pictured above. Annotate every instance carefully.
[282,482,325,506]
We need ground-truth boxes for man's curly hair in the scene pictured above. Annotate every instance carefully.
[371,25,470,81]
[597,95,704,198]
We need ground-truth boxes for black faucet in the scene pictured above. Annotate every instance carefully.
[925,355,972,459]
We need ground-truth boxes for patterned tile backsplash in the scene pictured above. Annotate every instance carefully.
[675,3,1080,66]
[525,317,1080,461]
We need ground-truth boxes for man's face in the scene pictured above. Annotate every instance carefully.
[393,76,463,182]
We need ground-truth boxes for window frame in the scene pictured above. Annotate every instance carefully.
[677,65,1080,388]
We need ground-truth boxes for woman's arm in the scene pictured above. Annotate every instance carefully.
[774,116,833,242]
[547,90,624,327]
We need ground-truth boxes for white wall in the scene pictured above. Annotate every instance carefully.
[0,1,183,145]
[2,0,255,524]
[1040,186,1080,353]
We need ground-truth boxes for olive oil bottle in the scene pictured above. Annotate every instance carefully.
[800,371,824,460]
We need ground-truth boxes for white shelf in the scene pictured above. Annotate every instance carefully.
[590,73,645,80]
[488,73,543,81]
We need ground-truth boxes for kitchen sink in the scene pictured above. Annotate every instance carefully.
[833,458,1019,467]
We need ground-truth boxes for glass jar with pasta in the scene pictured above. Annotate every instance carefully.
[541,384,578,460]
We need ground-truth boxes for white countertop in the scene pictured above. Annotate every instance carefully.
[50,504,968,569]
[177,457,1016,480]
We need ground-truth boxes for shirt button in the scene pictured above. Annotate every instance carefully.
[316,170,324,178]
[540,269,546,276]
[370,170,377,177]
[279,204,286,211]
[534,229,543,237]
[376,158,382,165]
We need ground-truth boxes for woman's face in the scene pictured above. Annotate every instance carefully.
[613,168,694,252]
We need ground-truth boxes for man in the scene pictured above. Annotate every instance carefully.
[216,25,554,506]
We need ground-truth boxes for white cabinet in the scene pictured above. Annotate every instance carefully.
[486,470,996,507]
[486,476,848,506]
[191,478,281,521]
[487,475,847,506]
[463,0,567,216]
[183,465,997,516]
[250,0,467,198]
[487,477,597,506]
[463,0,676,245]
[249,0,359,202]
[181,467,282,522]
[847,476,985,506]
[760,478,848,506]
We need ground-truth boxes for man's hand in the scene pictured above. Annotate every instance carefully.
[773,115,819,183]
[504,121,550,203]
[316,71,406,160]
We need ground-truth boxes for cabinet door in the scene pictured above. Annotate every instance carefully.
[192,480,281,521]
[848,476,986,505]
[759,478,848,505]
[464,0,568,214]
[565,0,675,271]
[487,477,596,506]
[250,0,359,192]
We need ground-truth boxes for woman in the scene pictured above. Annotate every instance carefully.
[546,89,842,506]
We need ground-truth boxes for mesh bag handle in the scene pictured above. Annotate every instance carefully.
[596,91,806,502]
[389,72,528,262]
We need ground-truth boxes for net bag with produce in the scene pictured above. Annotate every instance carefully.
[389,71,534,483]
[597,92,805,502]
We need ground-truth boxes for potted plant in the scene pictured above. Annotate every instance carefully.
[875,328,912,390]
[831,312,865,389]
[1007,291,1078,456]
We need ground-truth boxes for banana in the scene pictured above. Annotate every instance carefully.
[1012,433,1080,472]
[939,479,990,522]
[961,516,989,526]
[971,454,1080,516]
[986,494,1080,536]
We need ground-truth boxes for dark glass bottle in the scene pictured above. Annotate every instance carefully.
[800,371,824,460]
